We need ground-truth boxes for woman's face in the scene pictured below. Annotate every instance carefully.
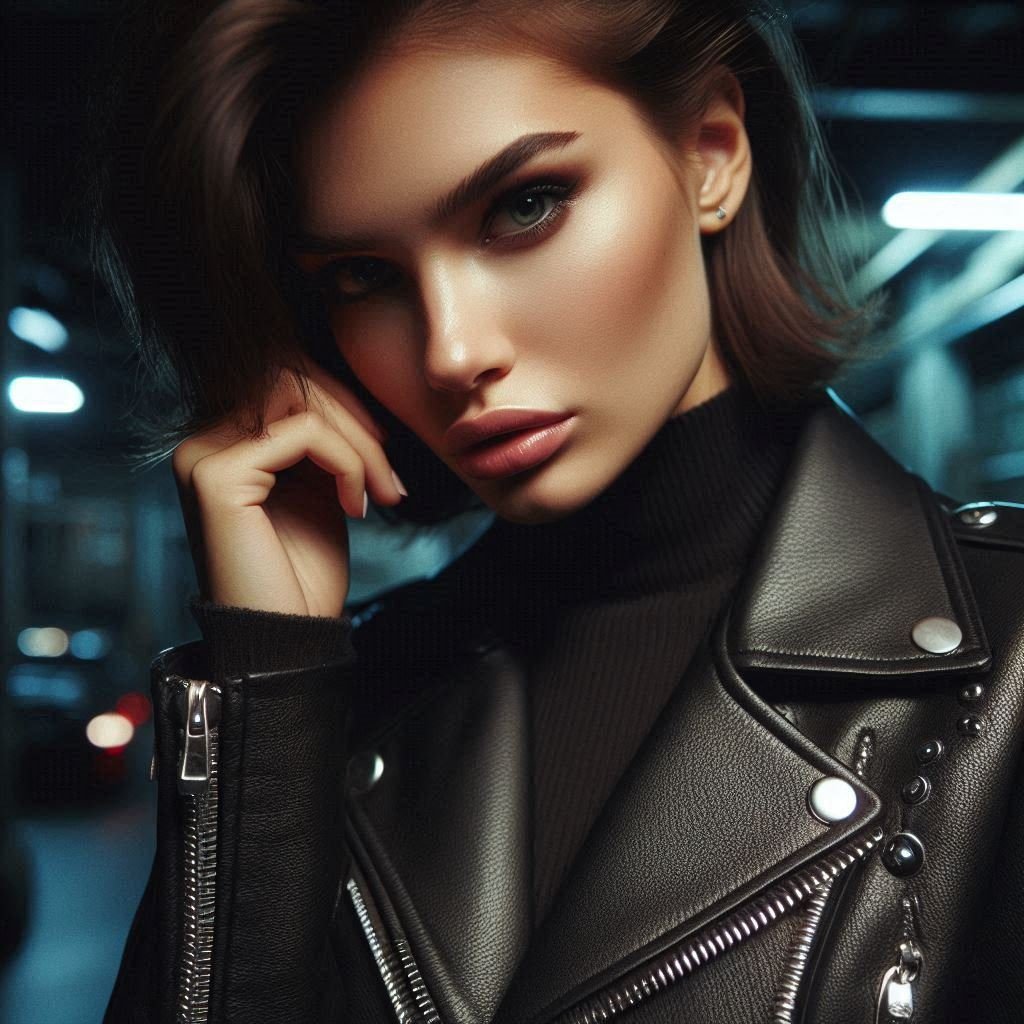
[292,43,750,524]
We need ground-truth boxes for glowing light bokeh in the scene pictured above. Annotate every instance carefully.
[8,376,84,414]
[85,713,135,749]
[17,626,70,658]
[7,306,68,352]
[882,191,1024,231]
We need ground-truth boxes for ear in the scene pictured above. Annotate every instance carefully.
[692,71,753,235]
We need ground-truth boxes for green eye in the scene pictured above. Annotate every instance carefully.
[507,192,555,227]
[484,180,577,243]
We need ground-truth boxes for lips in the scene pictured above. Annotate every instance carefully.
[451,415,577,480]
[445,408,573,455]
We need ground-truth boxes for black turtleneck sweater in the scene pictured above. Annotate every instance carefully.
[188,383,811,926]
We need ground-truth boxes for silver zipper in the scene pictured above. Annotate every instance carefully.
[346,825,881,1024]
[771,877,835,1023]
[875,939,923,1022]
[346,872,441,1024]
[552,826,884,1024]
[175,679,221,1024]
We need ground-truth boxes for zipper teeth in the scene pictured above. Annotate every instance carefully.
[771,878,834,1023]
[553,827,884,1024]
[177,684,219,1024]
[347,876,442,1024]
[395,940,443,1023]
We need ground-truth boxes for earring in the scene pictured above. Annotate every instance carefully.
[715,205,728,221]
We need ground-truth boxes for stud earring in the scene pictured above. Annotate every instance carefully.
[715,205,728,221]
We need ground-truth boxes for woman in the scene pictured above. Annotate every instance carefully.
[89,1,1024,1022]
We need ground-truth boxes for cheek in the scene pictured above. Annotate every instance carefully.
[529,171,705,377]
[328,307,421,417]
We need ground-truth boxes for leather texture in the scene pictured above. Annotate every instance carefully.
[104,398,1024,1024]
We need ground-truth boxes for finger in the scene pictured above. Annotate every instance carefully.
[191,408,369,519]
[295,355,390,444]
[299,377,406,505]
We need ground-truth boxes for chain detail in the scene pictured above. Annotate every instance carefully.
[853,727,877,781]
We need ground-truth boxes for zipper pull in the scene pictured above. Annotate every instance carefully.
[177,680,220,795]
[875,940,923,1022]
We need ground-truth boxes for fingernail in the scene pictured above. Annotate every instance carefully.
[361,490,368,518]
[390,468,408,497]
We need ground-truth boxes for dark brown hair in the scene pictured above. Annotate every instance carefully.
[84,0,882,524]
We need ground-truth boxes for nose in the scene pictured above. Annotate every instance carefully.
[418,259,515,393]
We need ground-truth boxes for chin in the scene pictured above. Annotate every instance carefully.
[494,502,574,526]
[478,469,597,526]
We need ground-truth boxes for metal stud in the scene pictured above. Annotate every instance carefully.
[956,715,986,738]
[958,506,998,528]
[915,739,943,765]
[347,750,385,795]
[910,616,963,655]
[881,832,925,877]
[901,775,931,805]
[958,682,984,704]
[807,776,859,823]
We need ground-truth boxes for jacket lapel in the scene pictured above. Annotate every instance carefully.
[345,643,533,1024]
[727,398,990,681]
[348,397,990,1024]
[492,627,883,1024]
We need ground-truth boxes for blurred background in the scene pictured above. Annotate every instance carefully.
[1,1,1022,1021]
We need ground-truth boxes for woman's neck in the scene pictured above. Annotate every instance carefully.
[481,384,814,609]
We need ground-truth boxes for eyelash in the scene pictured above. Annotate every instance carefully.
[313,176,580,306]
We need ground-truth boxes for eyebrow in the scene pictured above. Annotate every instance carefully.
[291,130,582,254]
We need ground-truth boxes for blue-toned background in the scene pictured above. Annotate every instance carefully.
[1,2,1022,1021]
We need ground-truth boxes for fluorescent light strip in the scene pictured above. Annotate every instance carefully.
[882,192,1024,231]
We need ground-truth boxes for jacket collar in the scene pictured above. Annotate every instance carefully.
[727,395,989,681]
[347,395,991,1024]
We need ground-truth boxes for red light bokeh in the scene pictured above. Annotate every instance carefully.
[115,692,151,726]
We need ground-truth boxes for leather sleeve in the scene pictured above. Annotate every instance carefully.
[103,633,358,1024]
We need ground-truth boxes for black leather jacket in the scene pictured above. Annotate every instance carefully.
[104,399,1024,1024]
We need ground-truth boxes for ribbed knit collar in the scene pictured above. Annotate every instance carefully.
[479,383,816,608]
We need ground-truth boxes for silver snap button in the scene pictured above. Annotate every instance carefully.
[958,506,998,528]
[347,751,384,795]
[808,777,858,823]
[910,616,963,655]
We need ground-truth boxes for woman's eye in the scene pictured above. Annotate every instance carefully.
[316,256,403,306]
[483,179,578,246]
[314,178,579,306]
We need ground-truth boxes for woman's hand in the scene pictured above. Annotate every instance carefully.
[171,357,407,618]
